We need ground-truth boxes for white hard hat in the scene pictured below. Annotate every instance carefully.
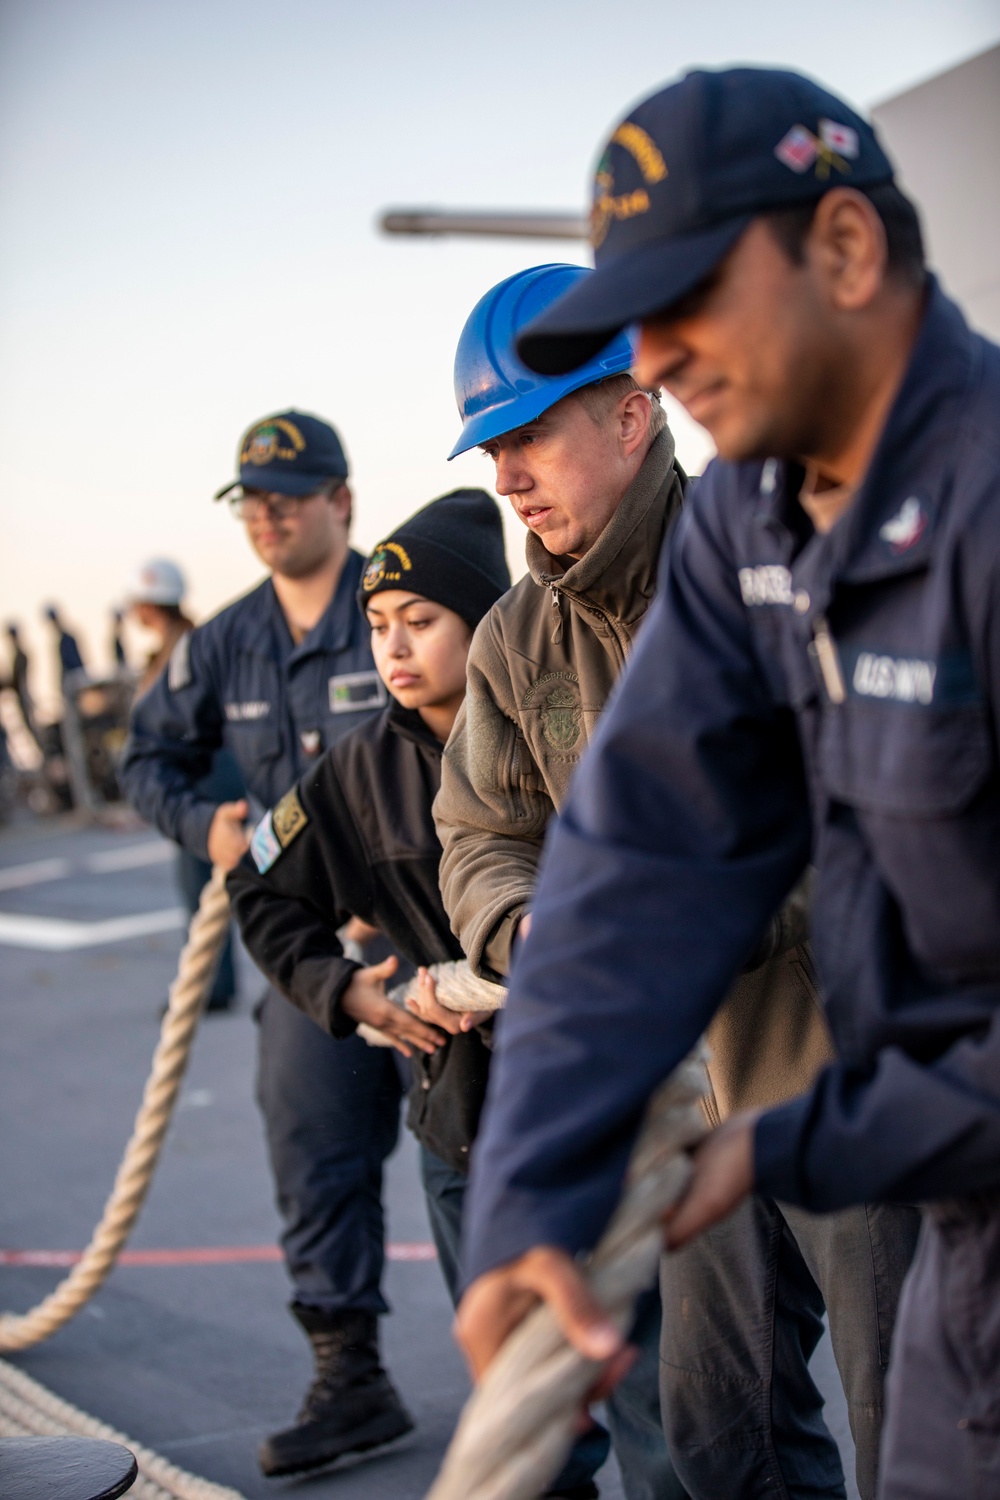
[127,558,187,606]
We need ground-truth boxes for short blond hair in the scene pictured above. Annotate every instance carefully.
[573,373,668,439]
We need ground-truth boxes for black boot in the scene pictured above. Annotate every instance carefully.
[258,1304,414,1477]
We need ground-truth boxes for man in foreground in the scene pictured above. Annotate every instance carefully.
[435,263,917,1499]
[121,410,411,1478]
[455,68,1000,1499]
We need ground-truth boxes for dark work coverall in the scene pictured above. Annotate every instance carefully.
[121,552,403,1316]
[463,285,1000,1499]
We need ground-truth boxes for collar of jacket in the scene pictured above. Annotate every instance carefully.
[756,279,978,594]
[385,698,444,753]
[525,425,678,629]
[260,548,367,661]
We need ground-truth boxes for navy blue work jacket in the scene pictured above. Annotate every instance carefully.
[121,550,385,859]
[463,283,1000,1285]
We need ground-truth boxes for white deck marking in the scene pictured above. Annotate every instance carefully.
[0,841,171,891]
[0,906,186,951]
[84,842,174,873]
[0,858,73,891]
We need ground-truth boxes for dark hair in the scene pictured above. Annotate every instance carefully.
[764,182,926,285]
[320,475,352,528]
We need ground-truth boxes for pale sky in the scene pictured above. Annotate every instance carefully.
[2,0,998,716]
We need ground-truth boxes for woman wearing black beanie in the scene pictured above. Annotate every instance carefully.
[228,489,606,1496]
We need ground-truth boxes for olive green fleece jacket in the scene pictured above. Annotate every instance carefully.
[434,427,834,1119]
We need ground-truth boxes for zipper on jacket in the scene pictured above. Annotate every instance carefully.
[509,730,527,819]
[549,585,564,645]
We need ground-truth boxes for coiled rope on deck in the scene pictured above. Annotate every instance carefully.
[0,866,231,1353]
[424,1044,710,1500]
[0,1357,244,1500]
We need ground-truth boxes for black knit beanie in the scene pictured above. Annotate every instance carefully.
[358,488,510,628]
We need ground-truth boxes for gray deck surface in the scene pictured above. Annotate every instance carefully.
[0,814,858,1499]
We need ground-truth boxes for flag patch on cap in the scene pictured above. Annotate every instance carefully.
[819,119,859,159]
[775,125,819,173]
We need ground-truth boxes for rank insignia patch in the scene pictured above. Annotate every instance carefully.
[272,787,308,848]
[250,811,282,874]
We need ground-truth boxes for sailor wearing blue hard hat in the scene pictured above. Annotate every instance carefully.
[433,262,688,1500]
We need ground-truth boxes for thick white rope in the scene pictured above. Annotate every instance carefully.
[0,866,231,1352]
[0,1356,244,1500]
[0,865,247,1498]
[424,1045,711,1500]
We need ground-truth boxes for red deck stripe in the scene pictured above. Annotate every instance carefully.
[0,1242,437,1268]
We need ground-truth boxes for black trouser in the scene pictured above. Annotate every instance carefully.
[880,1197,1000,1500]
[256,989,404,1313]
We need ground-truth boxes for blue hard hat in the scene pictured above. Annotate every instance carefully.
[448,264,635,460]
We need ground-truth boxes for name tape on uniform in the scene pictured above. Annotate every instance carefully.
[329,670,387,715]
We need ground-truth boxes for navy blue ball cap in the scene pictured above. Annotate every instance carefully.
[518,66,895,376]
[214,409,349,500]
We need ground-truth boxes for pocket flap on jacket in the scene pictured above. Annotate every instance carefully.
[820,700,991,816]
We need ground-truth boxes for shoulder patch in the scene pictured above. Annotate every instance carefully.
[272,787,308,848]
[167,632,192,691]
[250,811,282,874]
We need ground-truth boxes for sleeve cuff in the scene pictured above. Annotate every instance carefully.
[752,1093,814,1205]
[177,799,218,864]
[289,956,363,1039]
[482,907,526,979]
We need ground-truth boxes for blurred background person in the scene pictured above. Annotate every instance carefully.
[43,604,86,688]
[5,622,42,752]
[110,607,128,670]
[126,556,240,1012]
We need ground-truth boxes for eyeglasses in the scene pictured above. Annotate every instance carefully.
[228,481,346,521]
[229,490,313,521]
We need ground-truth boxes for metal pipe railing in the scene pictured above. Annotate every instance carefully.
[379,208,587,240]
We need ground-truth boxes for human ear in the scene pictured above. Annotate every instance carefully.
[808,189,887,313]
[618,389,652,454]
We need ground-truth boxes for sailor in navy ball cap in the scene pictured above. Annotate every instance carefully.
[459,64,1000,1500]
[123,404,414,1480]
[518,68,894,375]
